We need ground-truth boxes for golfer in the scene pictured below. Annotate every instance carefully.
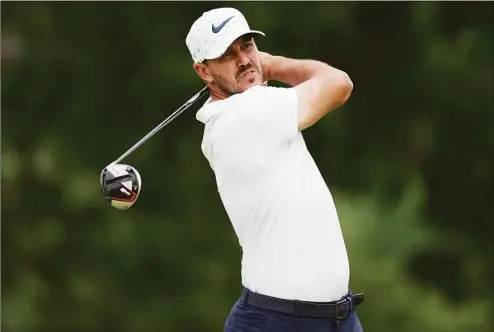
[186,7,364,332]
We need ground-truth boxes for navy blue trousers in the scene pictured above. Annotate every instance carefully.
[224,294,363,332]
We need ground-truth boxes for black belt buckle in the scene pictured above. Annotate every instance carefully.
[334,297,350,320]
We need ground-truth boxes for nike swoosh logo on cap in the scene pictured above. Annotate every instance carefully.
[212,16,234,33]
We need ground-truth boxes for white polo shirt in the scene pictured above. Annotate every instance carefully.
[196,85,350,302]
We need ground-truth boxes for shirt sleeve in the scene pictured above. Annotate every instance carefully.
[206,85,300,168]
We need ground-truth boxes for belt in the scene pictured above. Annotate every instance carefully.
[241,288,364,320]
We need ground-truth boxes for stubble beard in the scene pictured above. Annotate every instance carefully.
[212,62,262,96]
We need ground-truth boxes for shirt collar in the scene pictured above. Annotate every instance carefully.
[196,97,225,124]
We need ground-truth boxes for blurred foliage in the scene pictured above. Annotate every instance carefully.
[1,2,493,332]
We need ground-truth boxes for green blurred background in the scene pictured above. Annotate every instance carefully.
[1,2,493,331]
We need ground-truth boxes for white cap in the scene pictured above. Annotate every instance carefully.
[186,7,265,63]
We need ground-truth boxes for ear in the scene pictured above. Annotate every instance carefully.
[193,63,213,83]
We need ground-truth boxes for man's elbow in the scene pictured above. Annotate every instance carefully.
[320,68,353,110]
[335,71,353,105]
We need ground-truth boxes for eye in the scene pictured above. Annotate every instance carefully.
[242,42,253,50]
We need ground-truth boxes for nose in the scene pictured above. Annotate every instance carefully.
[236,51,250,67]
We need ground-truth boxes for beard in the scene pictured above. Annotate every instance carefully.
[211,62,261,95]
[213,74,243,95]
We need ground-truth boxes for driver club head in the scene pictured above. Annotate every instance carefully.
[100,164,142,210]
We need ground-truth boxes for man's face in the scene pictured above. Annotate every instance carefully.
[194,35,263,95]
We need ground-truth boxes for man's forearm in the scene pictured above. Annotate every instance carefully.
[263,53,344,87]
[260,51,353,130]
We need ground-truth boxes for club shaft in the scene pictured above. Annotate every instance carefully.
[110,86,209,166]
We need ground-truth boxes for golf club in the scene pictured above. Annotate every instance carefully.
[112,85,209,165]
[100,85,210,210]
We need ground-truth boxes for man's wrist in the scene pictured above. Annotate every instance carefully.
[263,54,297,85]
[266,55,288,82]
[260,52,281,82]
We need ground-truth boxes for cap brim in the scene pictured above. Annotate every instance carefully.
[202,30,265,62]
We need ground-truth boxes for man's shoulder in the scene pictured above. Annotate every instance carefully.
[241,84,291,97]
[231,85,294,107]
[196,85,296,125]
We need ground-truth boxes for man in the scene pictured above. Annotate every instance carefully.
[186,7,364,332]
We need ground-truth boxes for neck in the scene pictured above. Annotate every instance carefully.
[207,82,231,102]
